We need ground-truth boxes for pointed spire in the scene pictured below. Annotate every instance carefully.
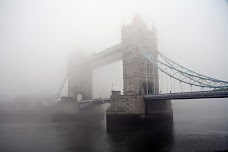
[132,13,144,26]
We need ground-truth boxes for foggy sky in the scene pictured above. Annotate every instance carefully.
[0,0,228,99]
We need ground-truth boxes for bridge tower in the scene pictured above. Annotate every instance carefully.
[52,52,93,116]
[107,16,172,131]
[121,15,159,95]
[68,52,93,101]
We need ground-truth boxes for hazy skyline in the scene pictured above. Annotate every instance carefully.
[0,0,228,98]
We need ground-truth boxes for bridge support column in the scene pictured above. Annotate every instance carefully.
[106,94,173,132]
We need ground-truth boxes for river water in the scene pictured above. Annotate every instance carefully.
[0,99,228,152]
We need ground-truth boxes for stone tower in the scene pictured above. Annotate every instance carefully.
[121,15,159,95]
[68,52,93,101]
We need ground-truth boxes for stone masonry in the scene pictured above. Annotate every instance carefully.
[107,95,145,115]
[121,15,159,96]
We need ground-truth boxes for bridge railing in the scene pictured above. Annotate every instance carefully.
[79,98,110,109]
[145,90,228,100]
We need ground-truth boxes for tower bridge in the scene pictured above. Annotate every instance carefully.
[61,15,228,124]
[68,15,159,101]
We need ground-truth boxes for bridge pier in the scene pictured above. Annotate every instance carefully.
[106,93,173,132]
[145,99,173,121]
[52,98,80,121]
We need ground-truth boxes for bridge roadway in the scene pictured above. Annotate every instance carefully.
[144,90,228,100]
[79,98,110,109]
[79,90,228,108]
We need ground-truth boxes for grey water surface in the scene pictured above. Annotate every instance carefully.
[0,99,228,152]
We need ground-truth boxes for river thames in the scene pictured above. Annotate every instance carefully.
[0,99,227,152]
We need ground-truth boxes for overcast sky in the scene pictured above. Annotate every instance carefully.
[0,0,228,99]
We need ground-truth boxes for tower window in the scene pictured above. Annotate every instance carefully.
[129,68,132,74]
[126,80,130,90]
[126,80,134,91]
[126,68,132,74]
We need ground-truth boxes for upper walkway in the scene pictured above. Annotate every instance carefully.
[89,43,122,68]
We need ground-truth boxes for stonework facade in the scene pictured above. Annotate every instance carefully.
[106,94,173,120]
[107,95,145,115]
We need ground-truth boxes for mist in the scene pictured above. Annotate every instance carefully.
[0,1,228,152]
[0,0,227,118]
[0,0,227,101]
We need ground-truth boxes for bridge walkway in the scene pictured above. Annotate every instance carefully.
[144,90,228,100]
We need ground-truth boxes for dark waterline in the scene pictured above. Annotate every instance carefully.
[0,100,228,152]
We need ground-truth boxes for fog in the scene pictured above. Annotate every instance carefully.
[1,1,228,152]
[0,0,228,101]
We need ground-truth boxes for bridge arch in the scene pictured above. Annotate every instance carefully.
[77,94,82,101]
[139,81,155,95]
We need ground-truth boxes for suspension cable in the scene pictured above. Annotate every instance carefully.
[138,47,228,89]
[51,74,68,103]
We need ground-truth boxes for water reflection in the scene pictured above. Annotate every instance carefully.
[107,120,174,152]
[53,112,174,152]
[53,112,107,152]
[1,100,228,151]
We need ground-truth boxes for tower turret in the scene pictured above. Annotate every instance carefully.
[121,15,157,53]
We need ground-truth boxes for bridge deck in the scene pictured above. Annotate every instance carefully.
[78,91,228,109]
[144,90,228,100]
[79,98,110,108]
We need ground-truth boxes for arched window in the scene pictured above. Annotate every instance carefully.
[129,68,132,74]
[77,94,82,101]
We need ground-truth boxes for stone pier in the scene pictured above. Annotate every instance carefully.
[51,97,79,121]
[106,91,173,132]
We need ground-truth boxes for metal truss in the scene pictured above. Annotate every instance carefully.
[138,47,228,89]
